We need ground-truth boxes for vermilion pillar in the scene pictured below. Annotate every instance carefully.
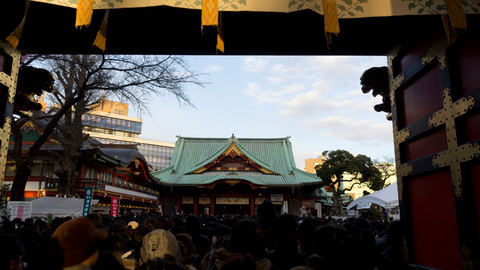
[210,194,215,215]
[250,195,254,216]
[193,194,198,215]
[176,196,181,214]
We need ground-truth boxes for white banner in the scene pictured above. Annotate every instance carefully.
[8,201,32,220]
[315,202,322,218]
[357,202,372,210]
[270,194,284,202]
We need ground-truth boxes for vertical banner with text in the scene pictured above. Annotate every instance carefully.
[82,187,94,217]
[111,196,119,217]
[7,201,32,220]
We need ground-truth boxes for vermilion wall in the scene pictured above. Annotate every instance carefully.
[393,25,480,269]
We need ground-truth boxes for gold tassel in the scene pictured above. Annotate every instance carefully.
[93,10,109,51]
[322,0,340,48]
[444,0,467,30]
[6,0,30,49]
[202,0,224,52]
[76,0,95,28]
[217,11,224,53]
[202,0,218,26]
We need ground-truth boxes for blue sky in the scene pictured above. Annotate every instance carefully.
[137,56,394,169]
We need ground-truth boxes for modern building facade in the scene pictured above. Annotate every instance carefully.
[82,100,175,171]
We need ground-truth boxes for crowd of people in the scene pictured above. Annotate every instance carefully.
[0,200,404,270]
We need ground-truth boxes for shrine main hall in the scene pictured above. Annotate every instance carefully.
[152,135,323,216]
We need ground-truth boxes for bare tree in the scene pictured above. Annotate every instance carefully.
[374,156,396,188]
[10,54,205,200]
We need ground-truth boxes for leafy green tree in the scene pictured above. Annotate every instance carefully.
[315,149,383,216]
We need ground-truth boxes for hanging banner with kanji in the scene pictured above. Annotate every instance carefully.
[111,196,119,217]
[7,201,32,220]
[82,187,94,217]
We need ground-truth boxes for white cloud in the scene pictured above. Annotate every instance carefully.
[277,83,305,95]
[244,83,284,104]
[204,65,223,73]
[333,89,385,115]
[243,56,389,120]
[266,63,304,84]
[244,82,261,97]
[302,116,392,143]
[279,89,338,116]
[243,57,269,73]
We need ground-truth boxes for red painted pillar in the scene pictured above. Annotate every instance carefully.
[210,194,215,215]
[193,194,198,215]
[250,195,255,216]
[177,196,182,214]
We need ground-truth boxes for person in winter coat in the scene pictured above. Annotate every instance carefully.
[0,233,24,270]
[51,217,108,270]
[214,219,271,270]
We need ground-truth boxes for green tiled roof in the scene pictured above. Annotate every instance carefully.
[152,136,322,187]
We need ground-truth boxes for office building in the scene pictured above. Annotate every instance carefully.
[82,100,175,171]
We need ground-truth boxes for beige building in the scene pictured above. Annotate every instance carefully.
[83,100,175,171]
[304,156,326,174]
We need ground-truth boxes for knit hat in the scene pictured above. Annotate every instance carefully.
[52,217,108,267]
[127,221,139,230]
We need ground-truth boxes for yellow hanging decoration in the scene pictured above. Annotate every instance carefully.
[217,12,225,53]
[6,0,30,49]
[322,0,340,46]
[216,30,225,52]
[202,0,218,26]
[444,0,467,29]
[201,0,224,53]
[93,10,109,51]
[76,0,95,28]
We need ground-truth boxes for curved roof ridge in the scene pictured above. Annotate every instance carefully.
[201,173,267,186]
[191,140,232,168]
[292,167,322,179]
[178,136,291,141]
[186,139,281,175]
[232,140,280,174]
[151,166,174,177]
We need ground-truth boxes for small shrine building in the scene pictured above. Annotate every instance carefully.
[152,135,323,216]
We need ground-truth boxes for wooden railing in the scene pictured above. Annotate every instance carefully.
[45,177,158,196]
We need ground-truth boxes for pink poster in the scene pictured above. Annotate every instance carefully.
[16,206,24,219]
[111,197,119,217]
